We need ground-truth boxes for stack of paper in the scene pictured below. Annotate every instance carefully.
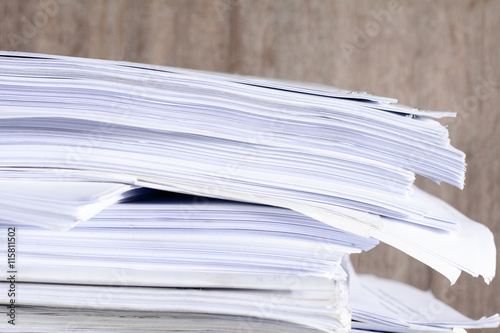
[1,192,497,332]
[6,193,378,286]
[0,52,498,332]
[0,52,465,232]
[1,193,379,332]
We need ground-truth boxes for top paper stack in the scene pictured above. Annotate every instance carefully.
[0,51,495,286]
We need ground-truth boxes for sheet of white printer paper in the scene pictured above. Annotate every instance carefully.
[0,180,137,230]
[350,272,500,332]
[351,326,456,333]
[370,188,496,285]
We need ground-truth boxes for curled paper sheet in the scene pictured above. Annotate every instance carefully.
[349,266,500,332]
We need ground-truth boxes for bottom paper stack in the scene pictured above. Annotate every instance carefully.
[0,191,498,332]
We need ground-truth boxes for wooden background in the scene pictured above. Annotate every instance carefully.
[0,0,498,330]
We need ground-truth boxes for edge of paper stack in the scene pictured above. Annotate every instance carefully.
[0,51,497,333]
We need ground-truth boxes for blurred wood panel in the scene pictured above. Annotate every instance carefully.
[0,0,498,330]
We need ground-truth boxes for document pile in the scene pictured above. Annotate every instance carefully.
[0,52,497,332]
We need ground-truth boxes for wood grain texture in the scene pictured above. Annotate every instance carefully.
[0,0,498,329]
